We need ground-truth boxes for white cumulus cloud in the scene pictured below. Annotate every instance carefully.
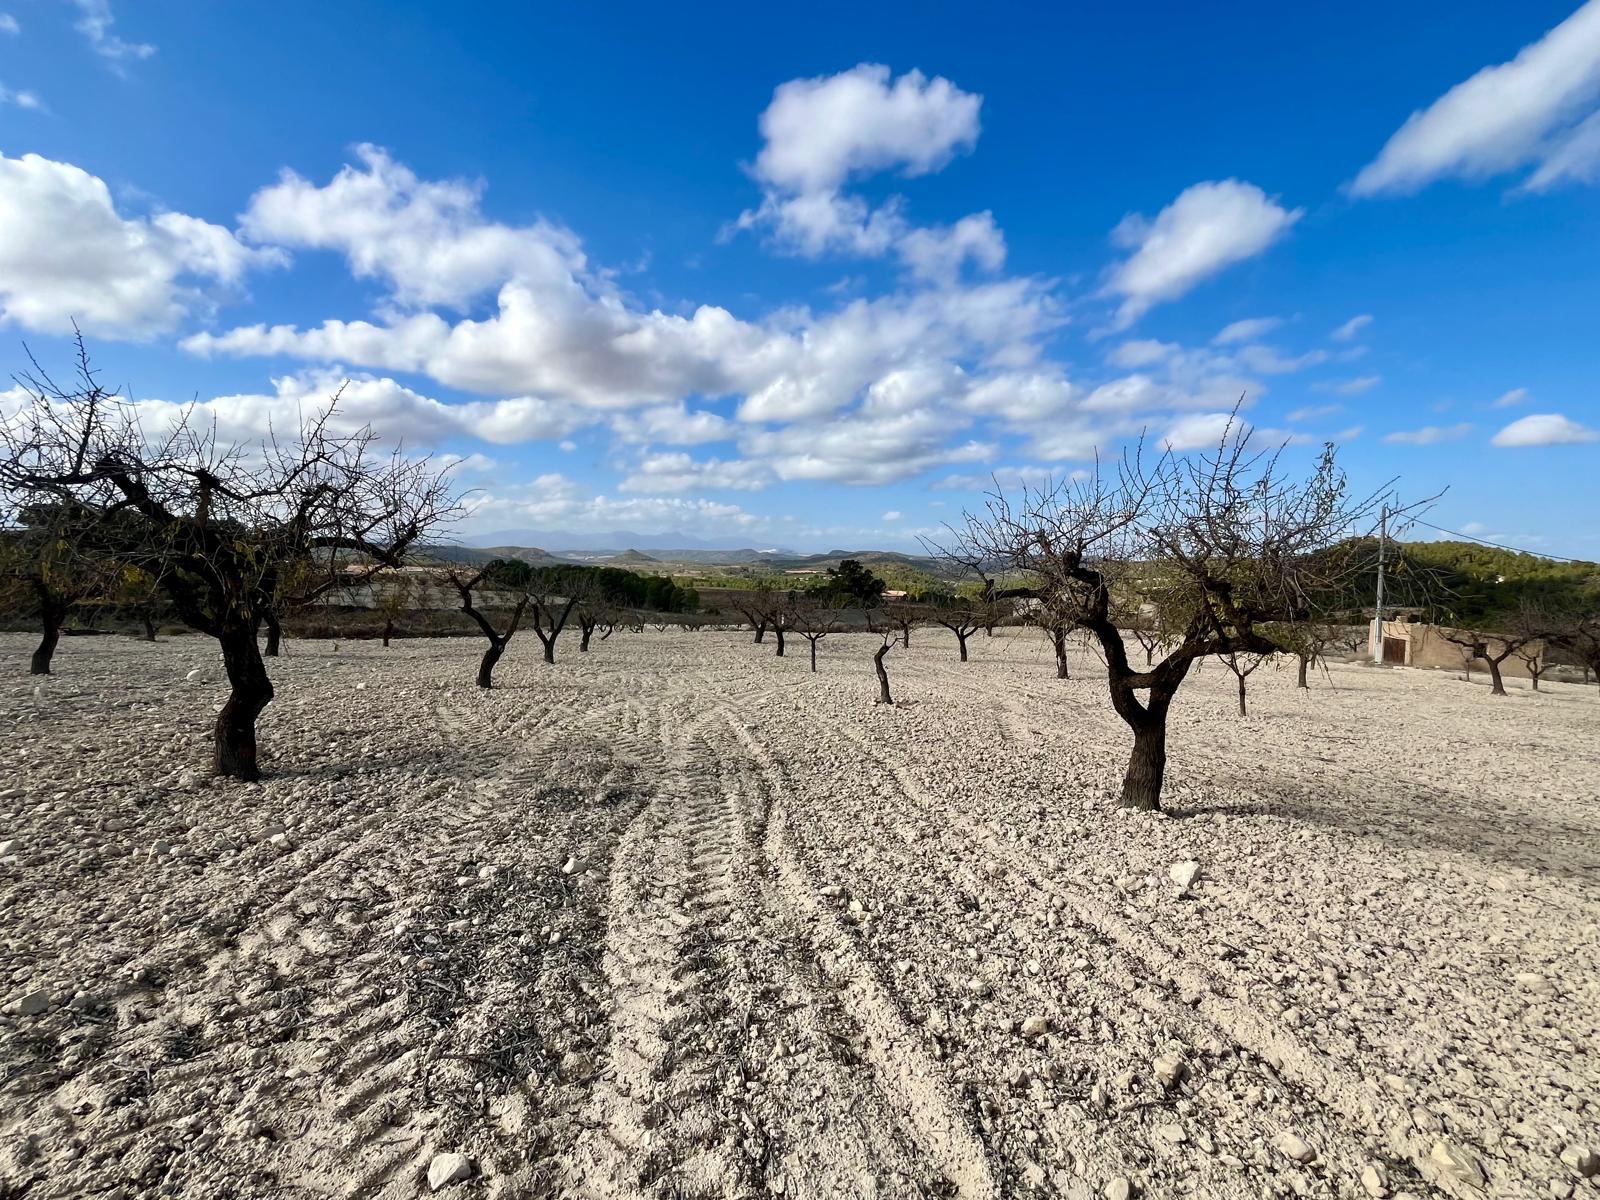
[1351,1,1600,195]
[1491,412,1598,446]
[0,152,281,337]
[1104,180,1301,327]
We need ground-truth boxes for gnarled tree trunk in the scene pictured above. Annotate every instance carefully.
[774,628,785,657]
[1487,656,1507,696]
[31,598,67,675]
[956,630,970,662]
[477,640,506,689]
[1296,653,1309,689]
[1053,627,1069,679]
[752,619,767,644]
[382,619,394,648]
[1120,718,1168,812]
[216,619,275,780]
[874,642,893,705]
[261,607,283,657]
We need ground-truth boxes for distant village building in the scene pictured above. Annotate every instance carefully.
[1369,619,1544,679]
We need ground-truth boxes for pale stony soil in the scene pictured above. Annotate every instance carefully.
[1,628,1597,1200]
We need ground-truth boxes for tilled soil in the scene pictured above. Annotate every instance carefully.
[0,629,1596,1200]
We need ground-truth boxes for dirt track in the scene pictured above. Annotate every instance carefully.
[1,630,1597,1200]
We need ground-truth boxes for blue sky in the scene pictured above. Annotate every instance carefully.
[2,2,1598,554]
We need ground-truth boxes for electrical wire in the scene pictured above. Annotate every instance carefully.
[1407,517,1587,564]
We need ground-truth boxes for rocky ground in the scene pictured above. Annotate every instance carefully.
[0,628,1596,1200]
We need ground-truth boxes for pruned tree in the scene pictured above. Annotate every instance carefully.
[791,595,845,672]
[1220,650,1269,716]
[1273,620,1357,689]
[0,503,108,674]
[880,601,921,649]
[372,568,414,648]
[1440,623,1542,697]
[937,418,1409,810]
[769,594,795,657]
[575,592,616,652]
[448,565,529,689]
[527,574,579,664]
[733,583,777,644]
[873,628,899,705]
[0,342,456,778]
[931,602,982,662]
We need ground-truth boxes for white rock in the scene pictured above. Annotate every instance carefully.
[185,668,204,682]
[426,1152,474,1191]
[1104,1178,1133,1200]
[1155,1123,1186,1146]
[1169,860,1201,891]
[1153,1052,1188,1088]
[1429,1140,1484,1189]
[1361,1163,1389,1197]
[1021,1015,1050,1038]
[560,855,578,875]
[1273,1131,1316,1164]
[0,839,20,856]
[13,989,50,1016]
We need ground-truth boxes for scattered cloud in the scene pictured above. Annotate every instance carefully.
[1351,1,1600,195]
[1233,344,1328,375]
[1313,374,1382,396]
[1213,316,1282,344]
[0,82,42,110]
[1287,403,1343,422]
[1331,313,1373,341]
[0,14,18,35]
[1103,180,1301,327]
[735,64,1002,280]
[1106,338,1176,368]
[0,151,282,337]
[71,0,155,67]
[1491,386,1529,408]
[461,473,764,537]
[1162,411,1244,451]
[881,510,902,521]
[1491,412,1598,446]
[618,452,768,493]
[1383,423,1474,445]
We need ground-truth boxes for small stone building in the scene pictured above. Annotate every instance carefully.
[1369,619,1544,679]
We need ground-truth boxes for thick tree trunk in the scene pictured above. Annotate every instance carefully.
[957,631,969,662]
[539,635,556,665]
[477,640,505,689]
[1297,654,1309,689]
[1119,720,1167,812]
[753,620,767,644]
[1529,669,1542,692]
[262,609,283,658]
[774,628,785,657]
[1487,658,1506,696]
[579,621,594,652]
[216,621,275,780]
[874,643,893,705]
[30,612,62,676]
[1053,628,1069,679]
[1236,673,1248,717]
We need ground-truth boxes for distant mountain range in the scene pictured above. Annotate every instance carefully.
[456,528,805,553]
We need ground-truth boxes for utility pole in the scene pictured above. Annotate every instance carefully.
[1372,502,1387,662]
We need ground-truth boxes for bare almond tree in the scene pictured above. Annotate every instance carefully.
[1440,626,1538,696]
[1,342,456,779]
[932,603,983,662]
[1220,650,1269,716]
[938,418,1407,810]
[791,595,845,672]
[873,628,899,705]
[448,567,528,689]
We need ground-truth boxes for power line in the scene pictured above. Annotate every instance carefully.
[1407,517,1588,564]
